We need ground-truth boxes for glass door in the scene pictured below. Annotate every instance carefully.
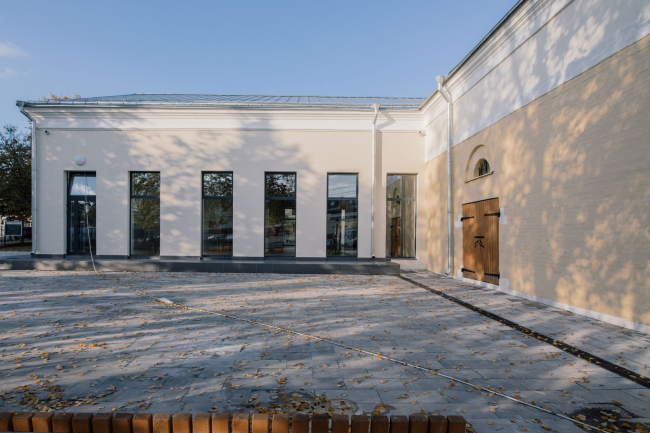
[67,173,96,255]
[326,174,358,257]
[264,173,296,257]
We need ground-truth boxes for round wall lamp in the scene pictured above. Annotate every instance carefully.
[75,155,85,166]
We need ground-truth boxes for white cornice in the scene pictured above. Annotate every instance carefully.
[26,106,425,132]
[445,0,567,99]
[422,0,568,126]
[424,0,650,161]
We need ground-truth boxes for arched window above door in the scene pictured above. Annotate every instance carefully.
[465,145,494,182]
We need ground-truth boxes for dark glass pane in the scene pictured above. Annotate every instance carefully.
[328,174,357,199]
[264,199,296,257]
[386,174,416,199]
[131,197,160,255]
[69,174,96,196]
[476,159,490,176]
[386,200,416,258]
[67,200,96,254]
[265,173,296,198]
[326,199,358,257]
[203,199,233,256]
[132,172,160,197]
[204,173,233,197]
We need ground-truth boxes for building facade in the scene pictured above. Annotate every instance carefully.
[18,0,650,331]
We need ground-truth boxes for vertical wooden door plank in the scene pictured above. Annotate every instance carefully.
[484,198,500,285]
[462,202,475,279]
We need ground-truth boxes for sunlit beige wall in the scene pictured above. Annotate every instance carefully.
[35,128,425,260]
[426,35,650,325]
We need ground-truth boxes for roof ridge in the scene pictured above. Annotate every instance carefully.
[123,93,427,100]
[21,94,428,110]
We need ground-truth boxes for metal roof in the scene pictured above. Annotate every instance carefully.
[23,94,427,110]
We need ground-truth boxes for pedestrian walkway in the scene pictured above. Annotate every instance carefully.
[0,270,648,432]
[402,269,650,382]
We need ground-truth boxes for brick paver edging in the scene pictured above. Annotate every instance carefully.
[0,412,467,433]
[399,275,650,389]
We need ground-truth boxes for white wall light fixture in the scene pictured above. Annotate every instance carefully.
[75,155,85,166]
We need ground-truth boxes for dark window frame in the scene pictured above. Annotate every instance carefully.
[386,173,418,259]
[386,173,416,202]
[66,171,97,255]
[202,171,234,257]
[129,171,161,257]
[264,172,297,201]
[68,171,97,198]
[326,173,359,258]
[476,158,491,177]
[264,172,297,257]
[130,171,161,199]
[202,171,234,200]
[326,173,359,200]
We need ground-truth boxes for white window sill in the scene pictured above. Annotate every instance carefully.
[465,171,494,183]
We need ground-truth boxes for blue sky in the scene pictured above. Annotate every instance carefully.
[1,0,516,129]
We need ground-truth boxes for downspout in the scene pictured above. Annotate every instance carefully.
[370,103,380,259]
[435,76,453,275]
[16,101,36,255]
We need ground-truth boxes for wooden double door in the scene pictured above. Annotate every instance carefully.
[462,198,499,285]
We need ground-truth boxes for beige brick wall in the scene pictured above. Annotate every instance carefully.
[426,34,650,326]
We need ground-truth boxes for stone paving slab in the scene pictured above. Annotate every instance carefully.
[0,270,649,433]
[402,270,650,381]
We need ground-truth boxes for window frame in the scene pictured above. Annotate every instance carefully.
[264,172,297,201]
[385,173,418,259]
[66,172,97,255]
[129,171,161,257]
[327,173,359,200]
[475,158,491,177]
[201,171,234,257]
[326,173,359,258]
[68,171,97,198]
[264,172,297,257]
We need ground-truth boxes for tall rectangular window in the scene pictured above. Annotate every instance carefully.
[130,172,160,256]
[386,174,416,258]
[264,173,296,257]
[203,172,233,256]
[326,174,358,257]
[67,172,96,255]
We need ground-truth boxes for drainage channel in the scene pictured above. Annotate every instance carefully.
[399,275,650,390]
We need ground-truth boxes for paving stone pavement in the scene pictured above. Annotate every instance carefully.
[0,270,648,433]
[402,270,650,381]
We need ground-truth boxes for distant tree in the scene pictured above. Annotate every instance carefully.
[0,125,31,222]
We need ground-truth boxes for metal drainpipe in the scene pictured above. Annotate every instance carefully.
[17,101,36,255]
[371,103,380,259]
[435,76,453,275]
